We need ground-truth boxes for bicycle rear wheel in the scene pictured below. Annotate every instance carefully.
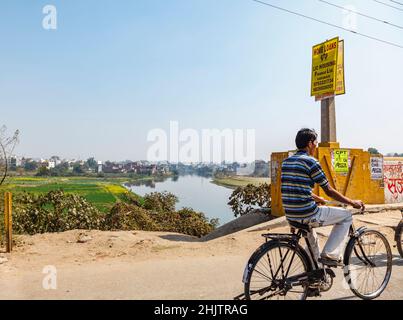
[344,229,392,300]
[244,241,310,300]
[397,222,403,258]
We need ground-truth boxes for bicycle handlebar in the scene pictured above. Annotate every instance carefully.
[324,200,365,215]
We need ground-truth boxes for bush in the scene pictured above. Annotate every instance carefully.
[228,183,271,217]
[104,203,217,237]
[3,189,217,238]
[103,202,159,231]
[143,191,178,212]
[12,190,103,234]
[153,207,219,237]
[117,191,143,206]
[0,190,218,237]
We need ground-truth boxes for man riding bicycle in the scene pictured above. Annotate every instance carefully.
[281,128,365,266]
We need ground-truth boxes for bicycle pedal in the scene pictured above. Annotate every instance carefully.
[318,257,344,268]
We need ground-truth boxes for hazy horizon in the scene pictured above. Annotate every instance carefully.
[2,0,403,162]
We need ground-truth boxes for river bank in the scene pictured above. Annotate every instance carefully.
[211,176,270,189]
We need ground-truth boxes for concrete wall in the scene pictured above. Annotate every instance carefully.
[271,153,403,208]
[384,157,403,204]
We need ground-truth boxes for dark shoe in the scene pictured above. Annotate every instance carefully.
[318,257,344,267]
[307,287,321,297]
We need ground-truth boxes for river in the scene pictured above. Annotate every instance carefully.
[125,175,235,226]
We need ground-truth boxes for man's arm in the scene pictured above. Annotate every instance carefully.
[321,184,364,210]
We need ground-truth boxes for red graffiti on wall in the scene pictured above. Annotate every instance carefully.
[384,162,403,199]
[384,178,403,199]
[384,163,403,176]
[384,178,403,200]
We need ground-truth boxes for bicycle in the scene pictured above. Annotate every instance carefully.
[395,210,403,258]
[240,204,393,300]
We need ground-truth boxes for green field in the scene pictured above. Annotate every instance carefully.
[212,176,271,189]
[3,176,142,212]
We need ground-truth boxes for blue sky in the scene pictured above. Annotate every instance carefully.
[1,0,403,161]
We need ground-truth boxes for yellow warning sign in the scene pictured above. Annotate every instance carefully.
[333,149,349,174]
[315,40,345,101]
[311,37,339,97]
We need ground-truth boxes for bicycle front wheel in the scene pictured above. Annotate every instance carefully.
[397,222,403,258]
[244,241,310,300]
[344,229,392,300]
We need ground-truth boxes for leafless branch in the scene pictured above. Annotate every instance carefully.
[0,126,20,186]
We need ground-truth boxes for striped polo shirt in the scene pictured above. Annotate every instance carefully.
[281,150,329,219]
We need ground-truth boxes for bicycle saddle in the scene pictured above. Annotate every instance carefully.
[287,220,311,232]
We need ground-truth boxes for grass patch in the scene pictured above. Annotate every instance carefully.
[3,176,141,213]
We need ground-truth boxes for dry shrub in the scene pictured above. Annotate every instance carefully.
[103,202,159,231]
[4,190,217,238]
[12,190,103,234]
[228,183,271,217]
[105,203,217,237]
[143,192,178,212]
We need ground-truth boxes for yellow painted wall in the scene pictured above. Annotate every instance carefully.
[270,152,290,217]
[271,147,385,216]
[314,148,384,204]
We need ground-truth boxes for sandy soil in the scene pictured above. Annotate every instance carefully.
[0,210,401,300]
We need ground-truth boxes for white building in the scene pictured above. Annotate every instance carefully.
[97,161,103,173]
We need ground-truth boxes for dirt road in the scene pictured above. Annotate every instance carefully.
[0,210,401,300]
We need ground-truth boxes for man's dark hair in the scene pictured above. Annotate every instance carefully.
[295,128,318,149]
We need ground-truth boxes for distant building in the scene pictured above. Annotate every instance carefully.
[8,157,18,171]
[97,161,103,173]
[253,160,269,177]
[236,163,255,176]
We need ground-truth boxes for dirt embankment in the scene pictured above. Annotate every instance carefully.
[0,208,401,300]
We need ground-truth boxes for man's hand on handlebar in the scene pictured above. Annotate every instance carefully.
[351,200,365,211]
